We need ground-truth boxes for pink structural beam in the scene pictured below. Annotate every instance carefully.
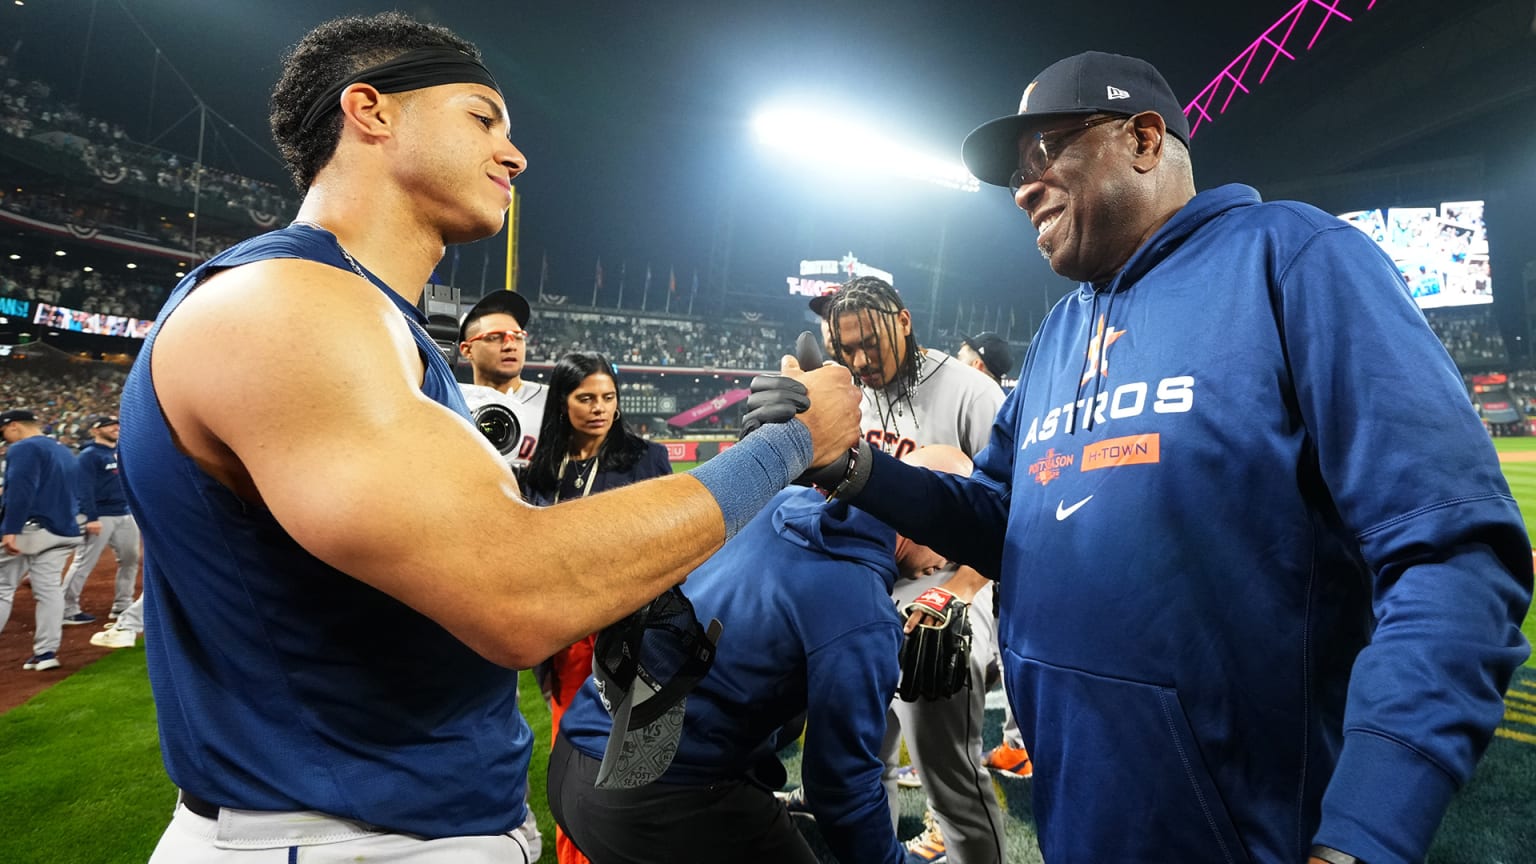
[1183,0,1378,138]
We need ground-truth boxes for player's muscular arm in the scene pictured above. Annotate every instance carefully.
[154,261,856,668]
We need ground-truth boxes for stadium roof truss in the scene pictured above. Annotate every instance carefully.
[1183,0,1378,139]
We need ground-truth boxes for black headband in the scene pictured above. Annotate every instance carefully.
[300,47,503,130]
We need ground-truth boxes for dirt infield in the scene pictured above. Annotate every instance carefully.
[0,555,138,713]
[1502,450,1536,463]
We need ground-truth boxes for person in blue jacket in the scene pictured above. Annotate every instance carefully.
[835,51,1532,864]
[549,449,968,864]
[60,415,141,626]
[0,408,83,671]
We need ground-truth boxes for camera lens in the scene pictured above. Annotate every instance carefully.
[472,403,521,455]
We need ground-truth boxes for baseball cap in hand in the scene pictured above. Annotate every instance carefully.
[962,51,1190,188]
[591,586,722,789]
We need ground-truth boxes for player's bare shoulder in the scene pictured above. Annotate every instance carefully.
[152,259,420,488]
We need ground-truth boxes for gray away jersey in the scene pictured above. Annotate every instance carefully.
[858,349,1004,459]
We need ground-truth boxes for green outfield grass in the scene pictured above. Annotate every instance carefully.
[1492,438,1536,658]
[0,660,557,864]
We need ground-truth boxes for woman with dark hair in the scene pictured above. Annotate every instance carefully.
[523,350,672,864]
[524,351,672,504]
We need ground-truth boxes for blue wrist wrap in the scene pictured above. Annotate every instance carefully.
[689,420,813,538]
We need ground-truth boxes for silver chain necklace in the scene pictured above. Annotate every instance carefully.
[291,220,435,346]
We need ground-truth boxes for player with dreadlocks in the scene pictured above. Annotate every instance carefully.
[816,276,999,461]
[806,275,1010,864]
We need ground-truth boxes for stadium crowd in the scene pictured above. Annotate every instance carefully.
[528,308,785,371]
[0,354,127,450]
[1,256,169,320]
[1425,307,1509,370]
[0,51,297,238]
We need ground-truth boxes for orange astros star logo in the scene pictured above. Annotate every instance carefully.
[1080,315,1126,385]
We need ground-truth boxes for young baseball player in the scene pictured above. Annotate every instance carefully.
[816,277,1007,864]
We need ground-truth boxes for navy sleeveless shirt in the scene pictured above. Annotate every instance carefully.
[118,224,530,837]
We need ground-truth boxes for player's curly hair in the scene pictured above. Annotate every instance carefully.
[269,11,480,192]
[824,276,922,398]
[523,352,654,499]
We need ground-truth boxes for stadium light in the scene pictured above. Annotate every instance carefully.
[752,105,979,193]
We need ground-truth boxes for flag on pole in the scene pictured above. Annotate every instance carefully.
[617,261,627,309]
[642,264,652,311]
[592,258,604,306]
[538,252,549,298]
[666,267,677,313]
[688,269,699,316]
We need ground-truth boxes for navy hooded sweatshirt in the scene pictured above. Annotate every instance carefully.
[561,486,905,864]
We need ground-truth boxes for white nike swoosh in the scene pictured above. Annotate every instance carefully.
[1055,495,1093,521]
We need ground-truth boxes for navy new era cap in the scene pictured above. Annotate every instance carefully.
[0,409,38,427]
[962,51,1190,188]
[591,586,722,789]
[458,290,532,343]
[964,332,1014,381]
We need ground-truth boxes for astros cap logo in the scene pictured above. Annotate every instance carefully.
[1018,80,1038,114]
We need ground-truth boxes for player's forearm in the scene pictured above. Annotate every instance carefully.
[850,448,1009,579]
[389,423,810,667]
[497,473,729,660]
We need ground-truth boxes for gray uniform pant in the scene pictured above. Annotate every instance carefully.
[114,594,146,633]
[887,578,1005,864]
[63,513,141,616]
[0,528,82,656]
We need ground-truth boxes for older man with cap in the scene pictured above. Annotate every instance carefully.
[458,289,546,471]
[801,49,1532,864]
[60,415,141,627]
[0,409,84,671]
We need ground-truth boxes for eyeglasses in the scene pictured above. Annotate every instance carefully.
[1009,114,1128,194]
[465,328,528,346]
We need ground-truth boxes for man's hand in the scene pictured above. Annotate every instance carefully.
[1,534,18,556]
[780,354,861,469]
[84,521,102,536]
[903,567,988,633]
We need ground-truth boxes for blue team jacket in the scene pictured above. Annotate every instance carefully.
[0,435,82,537]
[75,441,129,519]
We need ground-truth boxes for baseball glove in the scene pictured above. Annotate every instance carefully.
[897,587,972,702]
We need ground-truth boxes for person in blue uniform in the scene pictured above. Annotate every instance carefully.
[60,415,141,626]
[0,408,83,672]
[115,11,860,863]
[549,445,973,864]
[839,51,1533,864]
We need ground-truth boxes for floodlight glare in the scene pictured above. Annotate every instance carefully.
[752,106,979,193]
